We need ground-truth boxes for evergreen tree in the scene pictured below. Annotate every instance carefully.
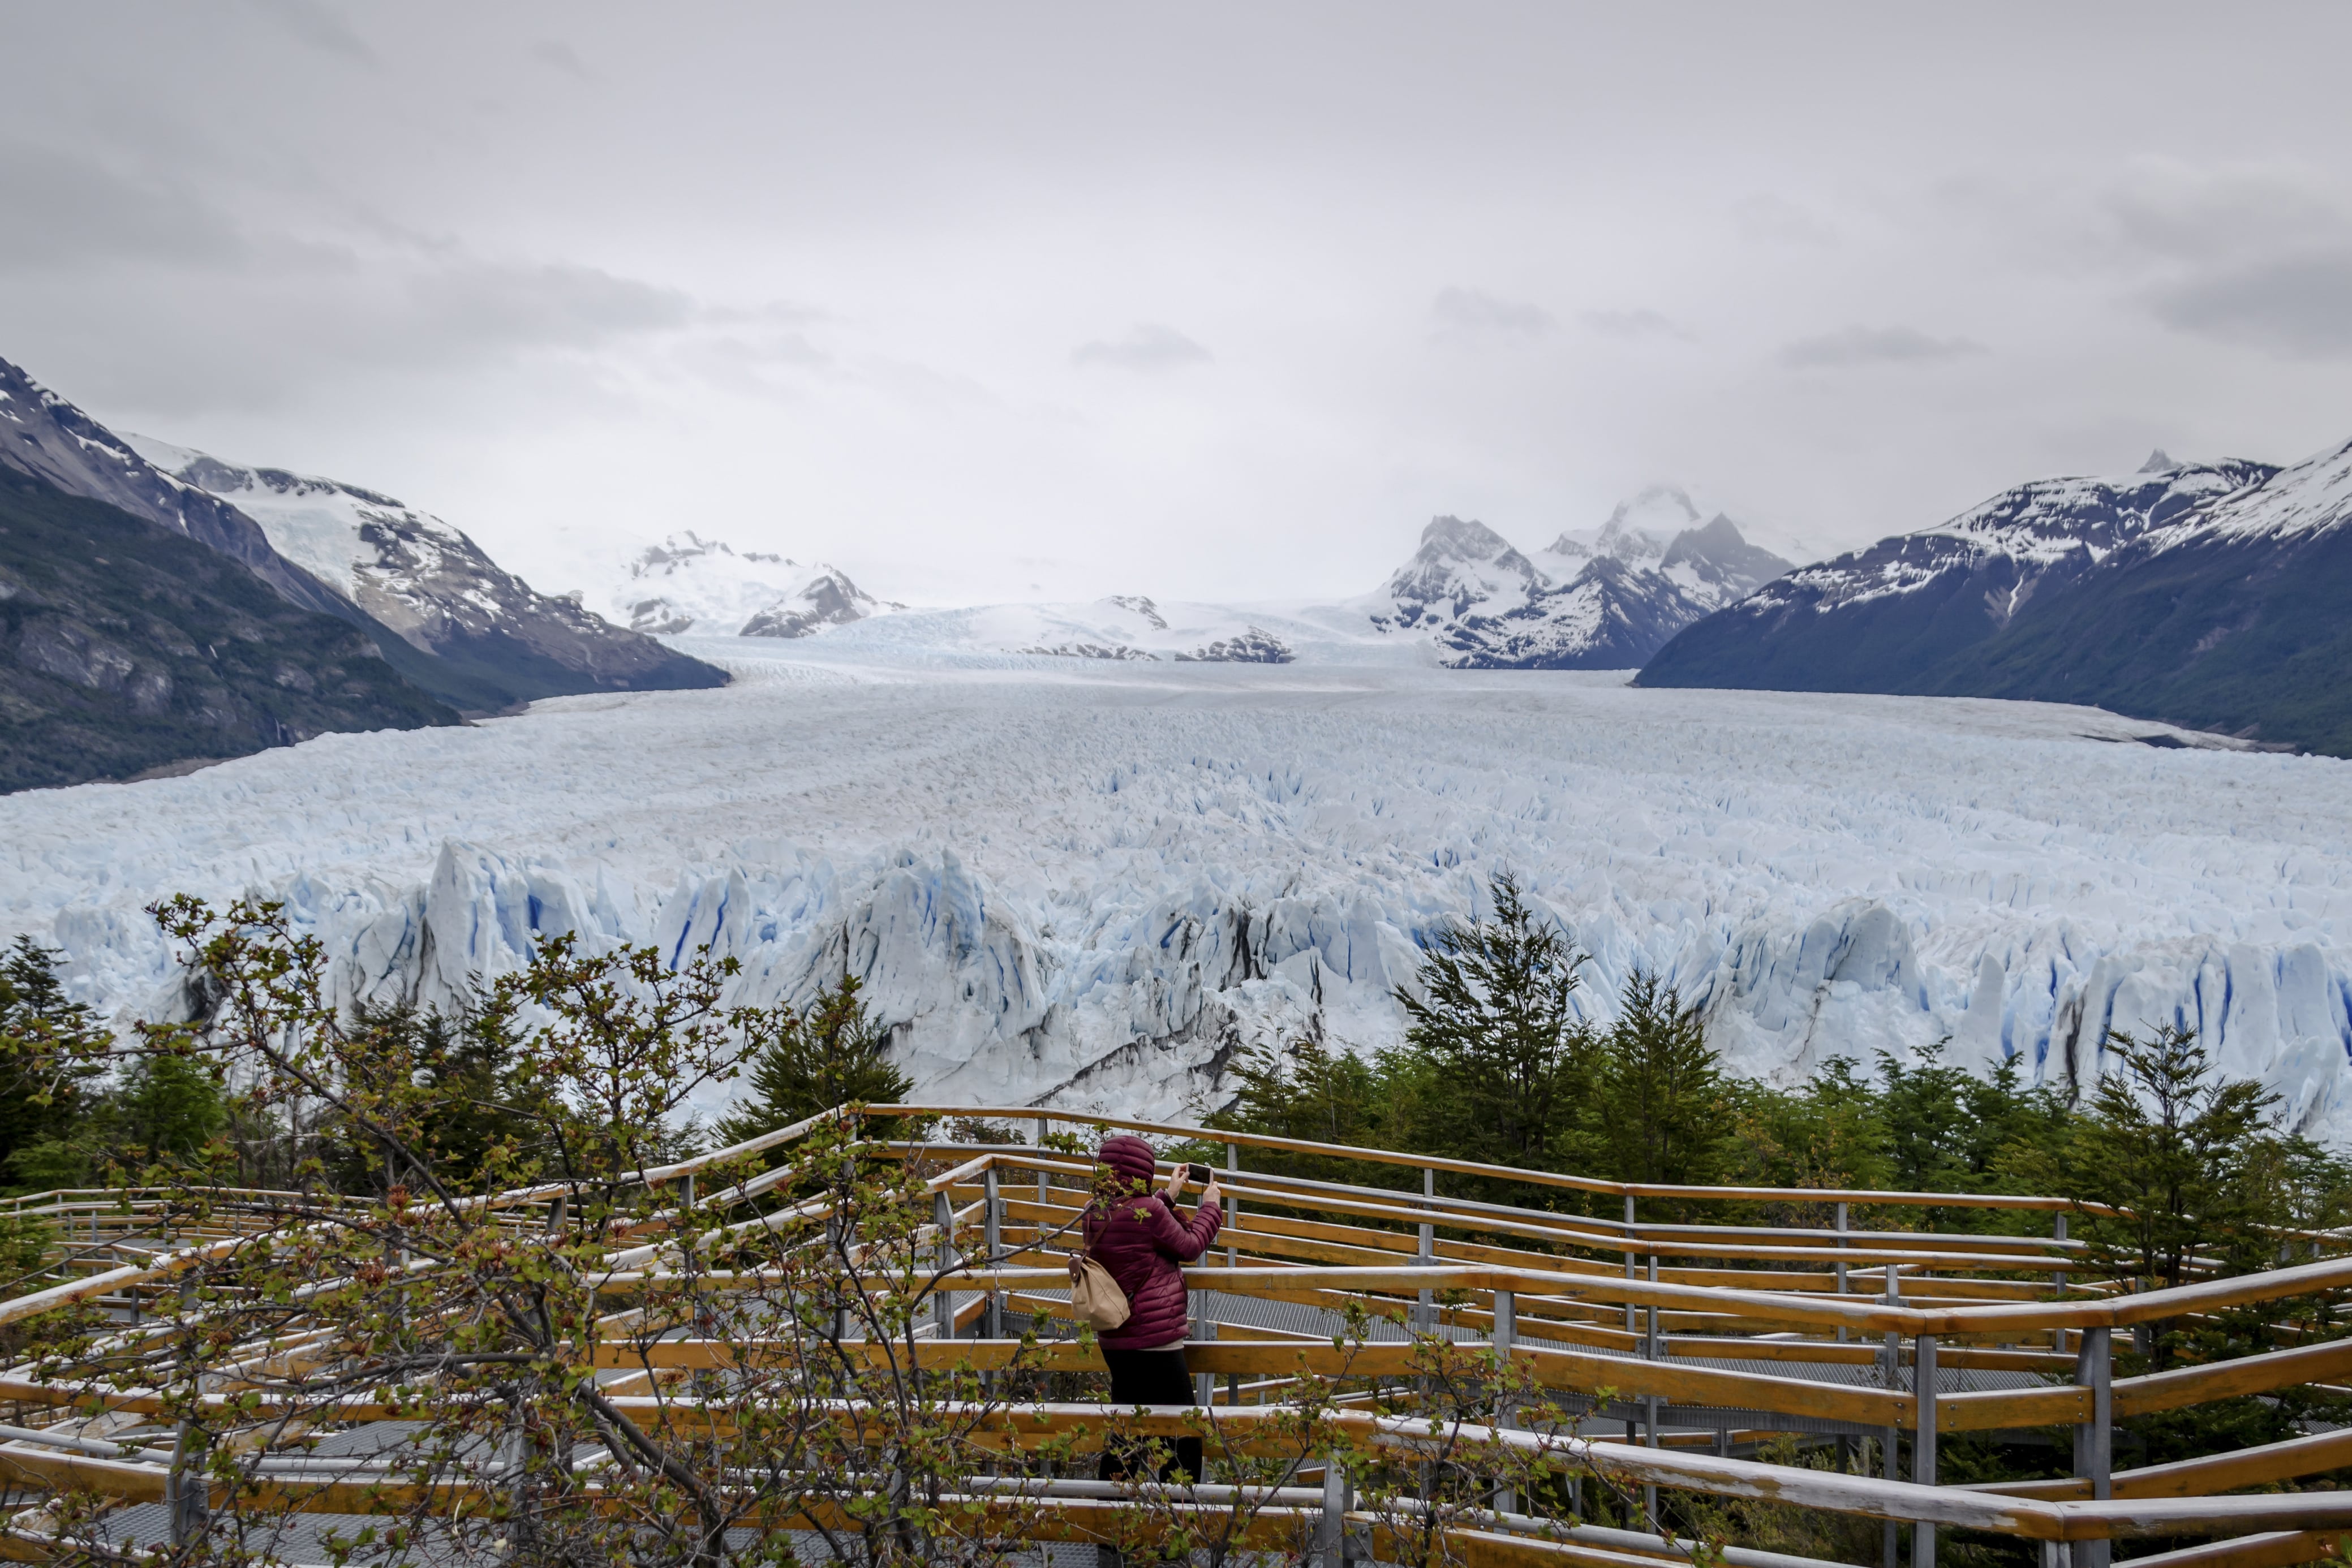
[1725,1056,1891,1200]
[1877,1043,2072,1226]
[1593,970,1727,1196]
[0,937,106,1182]
[111,1050,230,1170]
[320,1000,524,1196]
[712,972,908,1157]
[1392,874,1592,1170]
[1207,1036,1396,1184]
[2013,1024,2291,1368]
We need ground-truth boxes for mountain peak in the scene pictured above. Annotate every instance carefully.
[1416,514,1520,562]
[2138,449,2178,474]
[1605,484,1702,537]
[1544,484,1700,562]
[600,533,882,636]
[1658,513,1794,595]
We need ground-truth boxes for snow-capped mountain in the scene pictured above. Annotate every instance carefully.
[1370,515,1550,631]
[0,356,348,619]
[0,458,456,793]
[1928,436,2352,753]
[602,532,891,639]
[127,440,725,714]
[1536,483,1692,570]
[1635,449,2352,749]
[1362,497,1792,669]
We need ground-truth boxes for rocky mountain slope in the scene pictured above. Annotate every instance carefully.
[601,531,889,639]
[0,357,349,619]
[1639,454,2275,695]
[1637,447,2352,753]
[128,438,725,713]
[0,465,455,792]
[1365,492,1792,668]
[1931,438,2352,754]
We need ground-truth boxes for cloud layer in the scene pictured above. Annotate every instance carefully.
[2,6,2350,605]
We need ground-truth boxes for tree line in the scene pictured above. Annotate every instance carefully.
[1207,875,2352,1348]
[0,927,908,1208]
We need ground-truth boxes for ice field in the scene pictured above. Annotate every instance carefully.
[7,633,2352,1134]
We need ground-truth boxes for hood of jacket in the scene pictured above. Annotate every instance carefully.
[1095,1135,1159,1192]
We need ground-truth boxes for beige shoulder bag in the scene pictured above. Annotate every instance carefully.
[1068,1209,1131,1332]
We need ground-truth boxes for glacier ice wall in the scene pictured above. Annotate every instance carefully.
[6,641,2351,1136]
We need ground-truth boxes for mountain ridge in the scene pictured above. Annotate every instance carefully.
[0,466,457,792]
[128,437,725,712]
[1364,500,1792,669]
[1639,444,2352,755]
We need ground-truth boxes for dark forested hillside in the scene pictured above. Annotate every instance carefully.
[0,469,455,792]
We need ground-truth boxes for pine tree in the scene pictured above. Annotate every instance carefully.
[712,972,908,1156]
[2011,1024,2290,1369]
[1593,969,1726,1195]
[1392,873,1592,1170]
[0,937,108,1186]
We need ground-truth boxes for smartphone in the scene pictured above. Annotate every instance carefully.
[1186,1162,1214,1185]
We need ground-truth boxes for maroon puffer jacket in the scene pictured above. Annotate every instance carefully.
[1081,1135,1222,1350]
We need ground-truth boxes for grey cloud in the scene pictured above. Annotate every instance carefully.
[530,39,591,79]
[245,0,375,64]
[1580,308,1689,342]
[2152,251,2352,359]
[1777,325,1985,369]
[1734,194,1838,247]
[2105,166,2346,265]
[1071,324,1211,372]
[402,261,694,349]
[1431,287,1554,337]
[678,331,835,402]
[0,142,247,272]
[0,252,707,416]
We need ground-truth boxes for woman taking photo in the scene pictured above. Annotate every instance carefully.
[1080,1134,1224,1484]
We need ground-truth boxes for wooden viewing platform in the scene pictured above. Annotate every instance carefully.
[0,1102,2345,1568]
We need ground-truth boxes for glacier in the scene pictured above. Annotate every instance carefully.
[5,634,2351,1136]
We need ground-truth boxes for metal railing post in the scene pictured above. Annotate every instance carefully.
[1319,1450,1352,1568]
[1915,1332,1938,1568]
[983,1168,1003,1339]
[1225,1141,1240,1269]
[1645,1251,1661,1527]
[1493,1288,1517,1511]
[167,1277,205,1548]
[1194,1295,1215,1408]
[1623,1192,1638,1333]
[1835,1200,1850,1342]
[1418,1166,1437,1335]
[1038,1118,1053,1207]
[2053,1212,2071,1355]
[1225,1140,1242,1408]
[1624,1191,1641,1446]
[2075,1326,2112,1568]
[932,1190,957,1338]
[1883,1267,1902,1568]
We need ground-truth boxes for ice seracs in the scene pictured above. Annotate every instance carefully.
[603,531,891,639]
[7,641,2352,1141]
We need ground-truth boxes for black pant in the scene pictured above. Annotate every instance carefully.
[1099,1346,1201,1484]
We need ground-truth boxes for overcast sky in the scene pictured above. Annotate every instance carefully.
[6,4,2352,604]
